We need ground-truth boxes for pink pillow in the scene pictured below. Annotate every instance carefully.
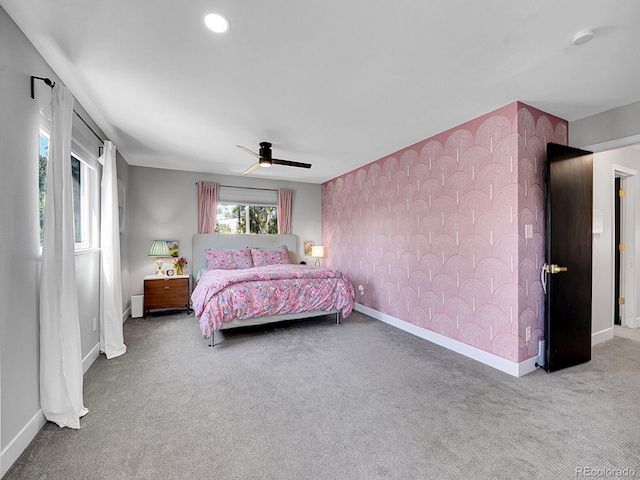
[205,248,253,270]
[250,247,290,267]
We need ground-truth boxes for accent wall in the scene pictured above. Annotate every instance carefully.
[321,102,568,373]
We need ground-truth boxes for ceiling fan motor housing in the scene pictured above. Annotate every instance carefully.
[239,141,311,174]
[259,142,272,160]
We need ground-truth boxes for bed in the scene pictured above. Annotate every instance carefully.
[191,234,354,346]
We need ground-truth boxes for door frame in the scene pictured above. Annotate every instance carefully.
[612,164,637,329]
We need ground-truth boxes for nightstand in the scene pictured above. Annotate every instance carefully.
[143,275,191,317]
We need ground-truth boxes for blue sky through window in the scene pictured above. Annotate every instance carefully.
[39,135,48,158]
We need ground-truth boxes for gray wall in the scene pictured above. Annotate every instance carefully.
[117,152,132,316]
[126,166,322,299]
[1,6,54,466]
[0,7,131,475]
[570,101,640,150]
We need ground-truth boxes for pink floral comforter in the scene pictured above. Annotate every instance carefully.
[191,264,355,337]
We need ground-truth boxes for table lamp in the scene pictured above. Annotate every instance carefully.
[311,245,325,266]
[149,240,171,276]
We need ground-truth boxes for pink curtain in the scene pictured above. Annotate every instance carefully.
[278,188,293,234]
[198,182,219,233]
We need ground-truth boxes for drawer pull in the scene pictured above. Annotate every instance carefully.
[164,286,170,289]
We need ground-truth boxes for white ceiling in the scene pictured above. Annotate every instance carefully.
[3,1,640,184]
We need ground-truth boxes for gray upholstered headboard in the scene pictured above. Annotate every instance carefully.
[192,234,300,276]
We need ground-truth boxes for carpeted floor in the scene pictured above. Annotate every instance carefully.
[4,311,640,479]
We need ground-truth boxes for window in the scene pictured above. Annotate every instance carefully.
[215,204,278,234]
[38,134,48,245]
[70,155,83,244]
[39,131,95,248]
[214,185,279,234]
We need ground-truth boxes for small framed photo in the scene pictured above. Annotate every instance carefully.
[304,241,314,256]
[167,241,179,257]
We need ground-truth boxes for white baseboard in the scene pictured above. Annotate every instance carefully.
[2,345,101,475]
[517,356,541,376]
[82,342,101,375]
[354,303,539,377]
[614,325,640,341]
[0,409,46,477]
[592,327,614,345]
[122,306,131,323]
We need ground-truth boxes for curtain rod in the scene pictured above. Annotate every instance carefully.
[31,75,107,145]
[73,110,105,144]
[31,76,55,97]
[196,182,277,192]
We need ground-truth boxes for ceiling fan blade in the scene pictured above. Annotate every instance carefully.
[242,161,262,175]
[237,145,260,158]
[272,158,312,169]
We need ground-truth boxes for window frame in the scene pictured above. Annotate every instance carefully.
[70,151,95,250]
[215,202,279,234]
[38,127,98,252]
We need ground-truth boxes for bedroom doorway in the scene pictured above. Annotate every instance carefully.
[612,164,637,330]
[544,143,593,372]
[615,177,622,325]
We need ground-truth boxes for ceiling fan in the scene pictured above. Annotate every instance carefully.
[237,142,312,175]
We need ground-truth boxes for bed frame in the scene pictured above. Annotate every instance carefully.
[192,234,340,346]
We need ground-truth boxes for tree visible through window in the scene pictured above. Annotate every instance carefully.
[39,135,48,245]
[71,156,81,243]
[39,133,83,245]
[215,204,278,234]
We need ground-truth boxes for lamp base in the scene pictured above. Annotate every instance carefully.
[156,260,164,276]
[314,258,321,266]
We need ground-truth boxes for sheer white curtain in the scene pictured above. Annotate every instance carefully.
[39,84,88,428]
[99,141,126,359]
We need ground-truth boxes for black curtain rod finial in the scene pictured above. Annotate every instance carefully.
[30,75,107,146]
[31,76,55,99]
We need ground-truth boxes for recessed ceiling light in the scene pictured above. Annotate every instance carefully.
[204,13,229,33]
[572,29,594,46]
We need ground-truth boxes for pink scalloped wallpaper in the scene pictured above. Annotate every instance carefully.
[321,102,567,364]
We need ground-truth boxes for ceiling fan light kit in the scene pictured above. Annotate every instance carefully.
[238,141,312,175]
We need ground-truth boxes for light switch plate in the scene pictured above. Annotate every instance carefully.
[525,224,533,239]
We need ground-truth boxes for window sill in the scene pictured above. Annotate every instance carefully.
[75,247,100,256]
[37,247,100,259]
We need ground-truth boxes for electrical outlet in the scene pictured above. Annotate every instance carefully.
[357,285,365,295]
[525,326,531,342]
[92,317,97,332]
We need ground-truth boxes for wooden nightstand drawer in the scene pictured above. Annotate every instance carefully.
[143,276,190,317]
[145,277,188,294]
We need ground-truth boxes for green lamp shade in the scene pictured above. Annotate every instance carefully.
[149,240,170,257]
